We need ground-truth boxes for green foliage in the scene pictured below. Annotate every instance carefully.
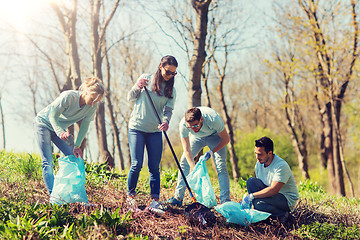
[237,177,248,190]
[1,151,360,239]
[161,168,178,189]
[0,151,42,182]
[0,199,73,239]
[298,180,328,202]
[127,233,149,239]
[296,222,360,240]
[298,179,325,194]
[15,154,42,181]
[87,206,133,235]
[178,225,188,234]
[0,197,134,239]
[234,127,296,178]
[85,162,124,185]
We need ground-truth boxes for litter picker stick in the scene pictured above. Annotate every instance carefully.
[144,87,197,203]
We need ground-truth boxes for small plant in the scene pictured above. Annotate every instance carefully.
[161,168,178,189]
[88,206,134,236]
[16,154,42,181]
[127,233,149,239]
[85,162,123,185]
[299,179,325,194]
[237,177,249,190]
[178,225,188,235]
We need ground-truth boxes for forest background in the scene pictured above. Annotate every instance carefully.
[1,0,360,198]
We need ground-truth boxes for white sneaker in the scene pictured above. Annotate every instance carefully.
[148,199,166,215]
[149,199,166,211]
[127,197,141,213]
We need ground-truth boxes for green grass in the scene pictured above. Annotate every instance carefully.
[0,197,133,239]
[296,222,360,240]
[1,151,360,239]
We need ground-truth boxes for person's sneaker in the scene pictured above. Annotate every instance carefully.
[287,212,296,225]
[126,197,141,213]
[148,199,167,214]
[278,212,290,224]
[167,197,183,206]
[149,199,166,211]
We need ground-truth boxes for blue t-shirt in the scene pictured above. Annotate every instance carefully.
[128,74,176,133]
[179,106,225,138]
[255,154,299,211]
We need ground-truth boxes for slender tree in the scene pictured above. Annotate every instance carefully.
[298,0,359,196]
[90,0,121,168]
[275,51,310,180]
[187,0,212,107]
[50,1,82,91]
[212,45,240,180]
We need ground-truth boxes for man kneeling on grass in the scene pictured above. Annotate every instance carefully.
[240,136,299,224]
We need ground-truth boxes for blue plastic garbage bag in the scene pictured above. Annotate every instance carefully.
[50,155,88,205]
[187,156,217,208]
[215,201,271,226]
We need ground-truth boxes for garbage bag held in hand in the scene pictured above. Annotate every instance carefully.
[50,155,88,205]
[215,201,271,226]
[187,156,217,208]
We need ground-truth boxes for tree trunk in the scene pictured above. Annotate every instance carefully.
[188,0,212,107]
[217,77,240,181]
[323,104,337,193]
[317,97,328,169]
[51,1,89,156]
[278,53,310,180]
[106,96,124,170]
[284,108,310,180]
[90,0,120,168]
[299,0,360,195]
[103,42,125,170]
[91,0,115,168]
[51,1,81,92]
[330,0,359,196]
[202,59,212,108]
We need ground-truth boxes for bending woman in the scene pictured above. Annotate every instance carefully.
[35,77,105,195]
[127,55,178,208]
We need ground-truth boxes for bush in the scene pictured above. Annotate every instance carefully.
[234,127,296,178]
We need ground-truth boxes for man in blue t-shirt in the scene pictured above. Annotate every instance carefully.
[168,107,231,206]
[241,136,299,223]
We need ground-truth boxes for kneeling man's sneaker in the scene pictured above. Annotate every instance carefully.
[167,197,182,206]
[278,212,296,225]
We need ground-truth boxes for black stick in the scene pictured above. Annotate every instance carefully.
[144,87,196,202]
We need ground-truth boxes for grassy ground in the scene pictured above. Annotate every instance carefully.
[1,151,360,239]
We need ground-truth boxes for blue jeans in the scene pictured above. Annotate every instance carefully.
[127,129,163,199]
[246,177,290,216]
[174,133,231,204]
[35,123,74,195]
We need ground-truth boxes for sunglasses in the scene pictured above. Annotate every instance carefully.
[186,122,200,129]
[187,124,200,129]
[163,68,177,76]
